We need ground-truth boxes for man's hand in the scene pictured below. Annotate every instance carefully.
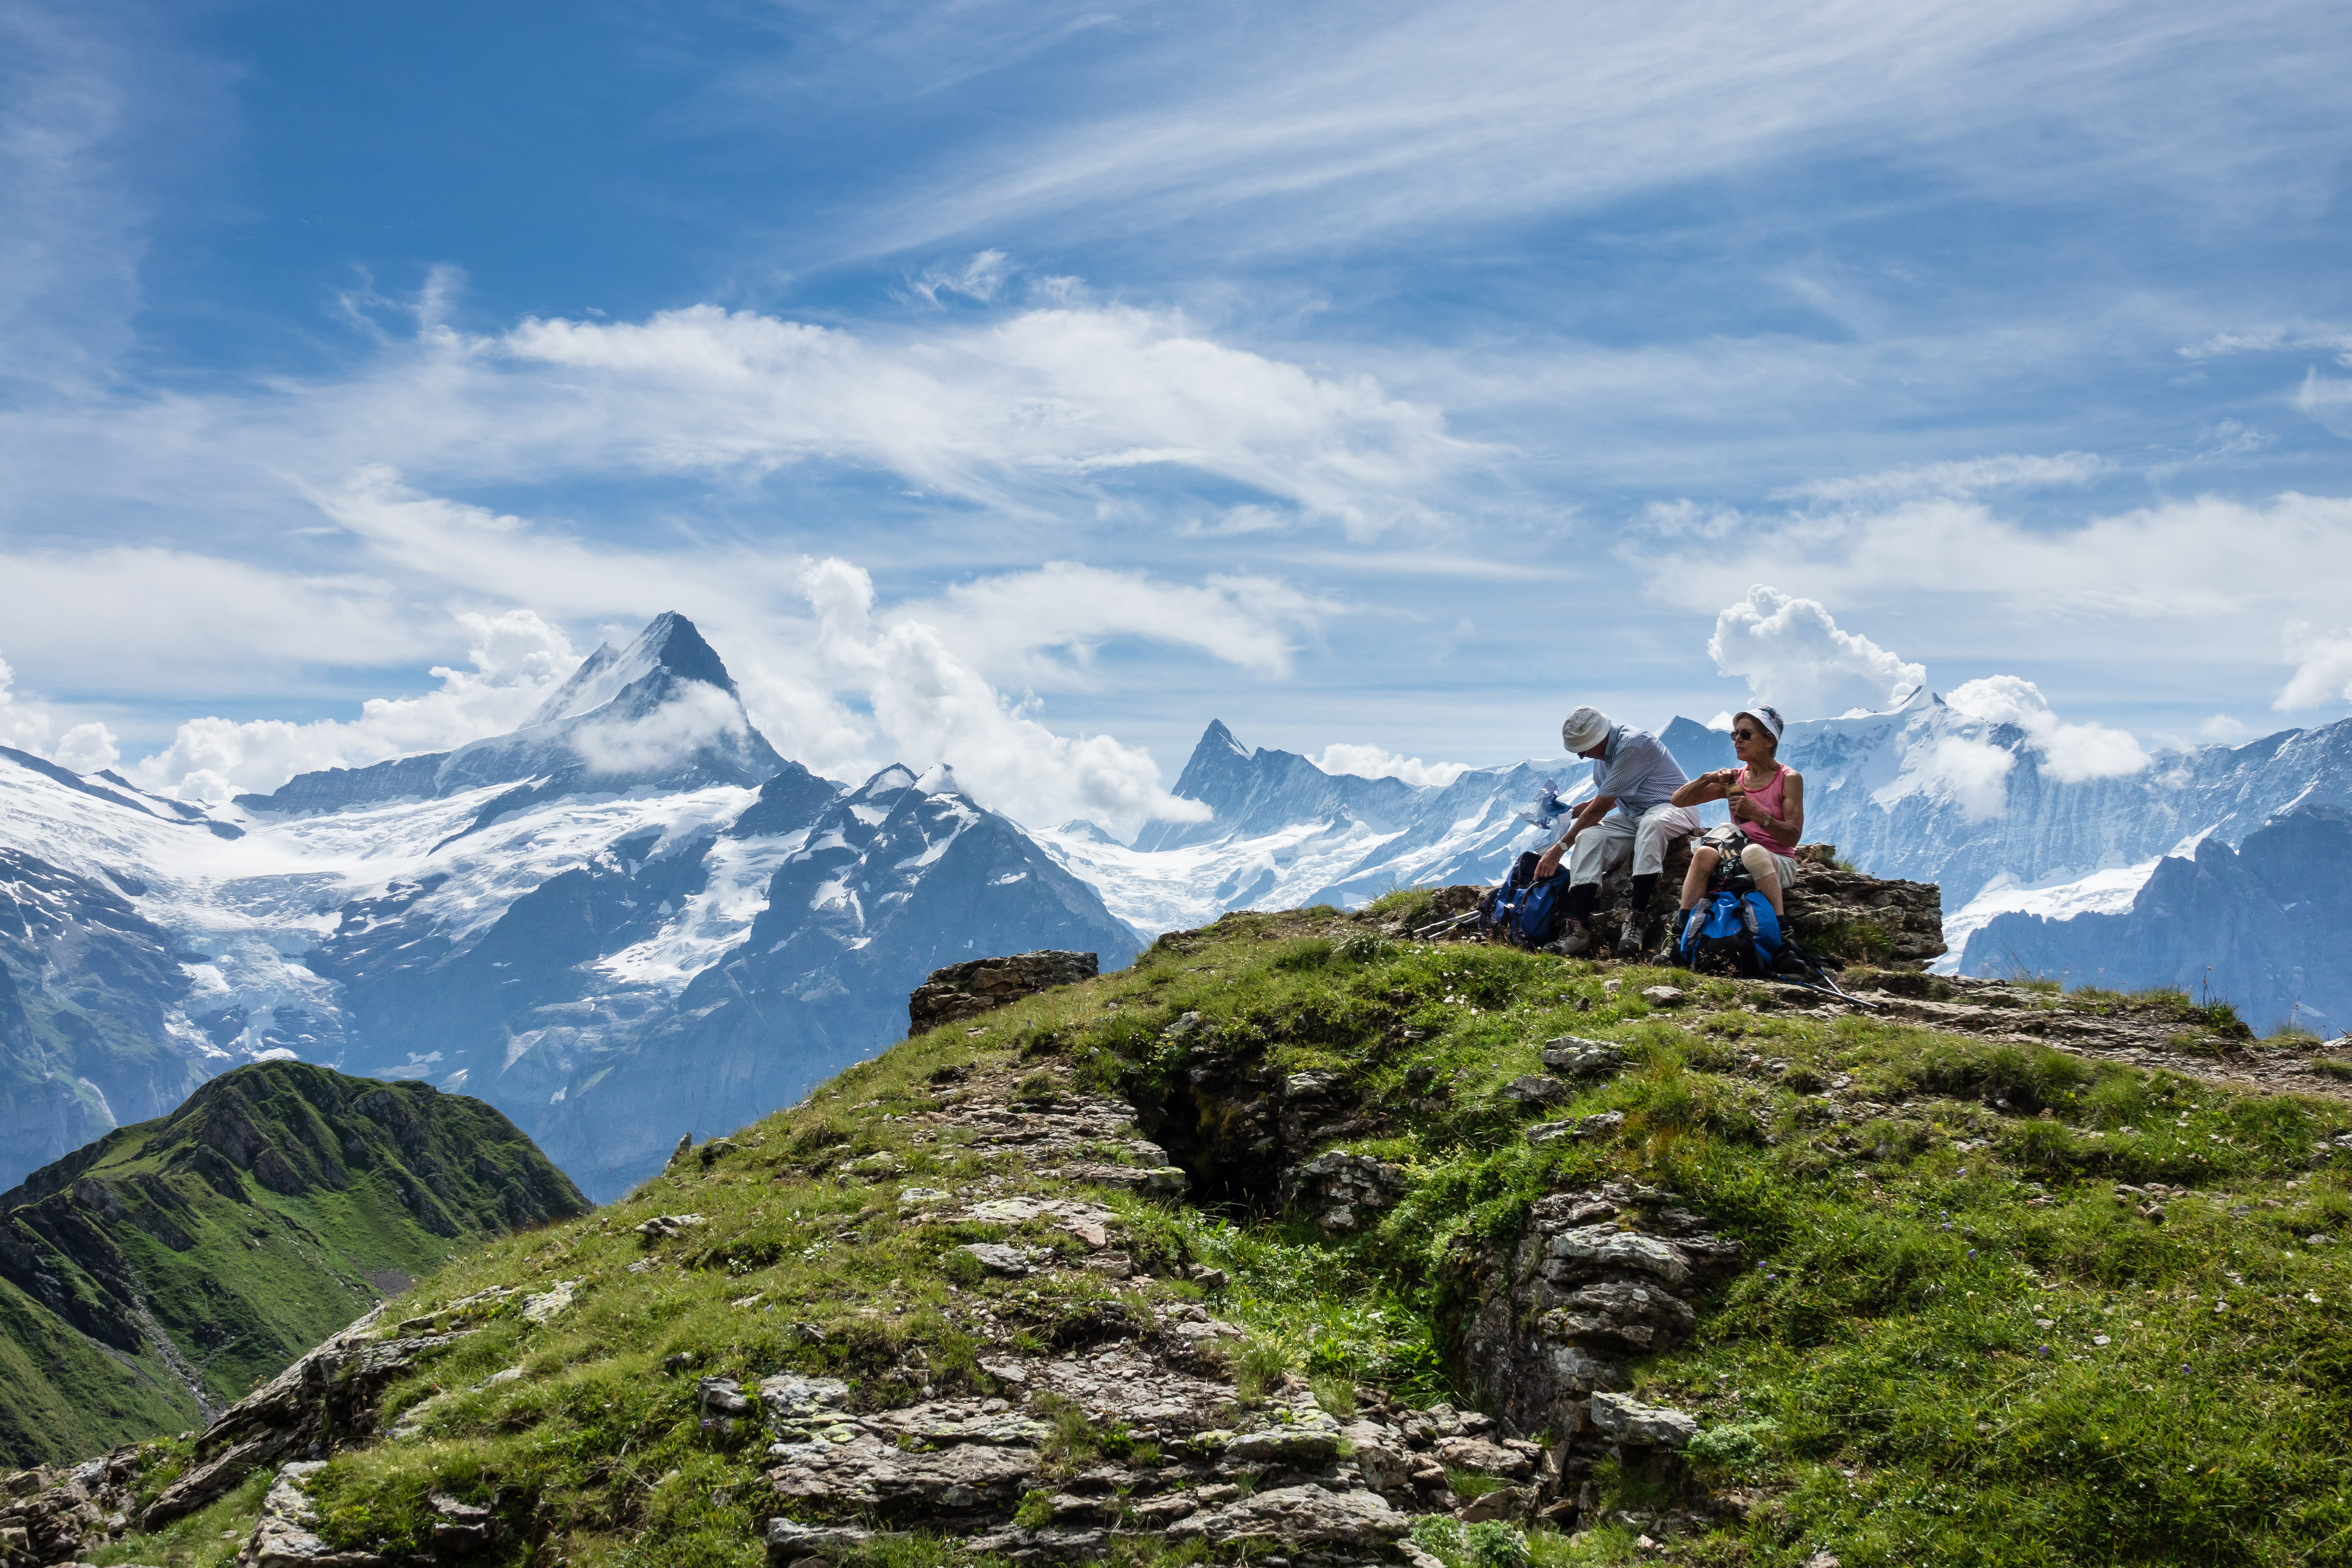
[1534,841,1566,879]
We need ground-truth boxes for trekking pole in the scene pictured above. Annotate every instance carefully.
[1799,952,1882,1011]
[1411,908,1483,940]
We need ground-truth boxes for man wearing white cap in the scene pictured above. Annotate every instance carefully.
[1530,706,1702,957]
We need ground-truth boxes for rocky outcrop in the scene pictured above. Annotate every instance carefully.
[1409,838,1943,968]
[1780,846,1945,966]
[0,1449,144,1568]
[1459,1181,1742,1526]
[1280,1152,1412,1233]
[909,951,1101,1032]
[141,1308,469,1531]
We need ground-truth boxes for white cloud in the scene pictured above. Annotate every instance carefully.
[1923,735,2017,823]
[2277,623,2352,710]
[1310,744,1472,787]
[1776,451,2108,505]
[920,562,1332,685]
[849,0,2338,263]
[2199,713,2249,740]
[1706,585,1924,720]
[2177,326,2352,361]
[2296,369,2352,439]
[797,558,1212,837]
[483,301,1468,534]
[0,654,119,772]
[1633,491,2352,630]
[1944,674,2147,782]
[126,611,577,802]
[906,249,1016,306]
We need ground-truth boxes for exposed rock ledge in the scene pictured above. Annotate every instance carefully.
[909,950,1101,1031]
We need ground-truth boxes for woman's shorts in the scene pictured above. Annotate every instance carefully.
[1738,842,1802,892]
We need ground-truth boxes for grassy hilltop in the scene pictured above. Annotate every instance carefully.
[77,900,2352,1568]
[1,1061,589,1466]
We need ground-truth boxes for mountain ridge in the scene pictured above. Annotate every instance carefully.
[0,1058,587,1467]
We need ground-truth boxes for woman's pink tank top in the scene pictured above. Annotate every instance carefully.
[1736,764,1795,855]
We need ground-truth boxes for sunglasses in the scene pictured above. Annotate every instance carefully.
[1733,727,1760,740]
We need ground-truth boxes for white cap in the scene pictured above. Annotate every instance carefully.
[1735,707,1785,741]
[1561,707,1611,753]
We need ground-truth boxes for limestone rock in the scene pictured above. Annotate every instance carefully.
[909,951,1100,1031]
[765,1516,872,1564]
[634,1214,707,1240]
[1540,1038,1625,1076]
[142,1308,466,1531]
[1503,1075,1574,1106]
[768,1432,1041,1513]
[1167,1484,1411,1546]
[242,1461,384,1567]
[1279,1152,1411,1232]
[1588,1392,1699,1449]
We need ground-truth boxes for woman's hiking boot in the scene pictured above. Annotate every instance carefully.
[1615,913,1645,959]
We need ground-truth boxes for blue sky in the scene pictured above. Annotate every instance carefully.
[5,0,2352,832]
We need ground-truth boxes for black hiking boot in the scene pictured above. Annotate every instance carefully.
[1544,919,1592,957]
[1614,912,1645,959]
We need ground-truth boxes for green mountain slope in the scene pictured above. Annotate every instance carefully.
[49,906,2352,1568]
[0,1060,590,1466]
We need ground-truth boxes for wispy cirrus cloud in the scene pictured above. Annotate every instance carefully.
[829,0,2349,261]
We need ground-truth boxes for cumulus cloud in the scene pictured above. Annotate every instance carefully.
[570,681,750,778]
[2277,623,2352,710]
[797,559,1213,838]
[1922,735,2017,823]
[127,611,577,802]
[1310,744,1472,787]
[0,654,119,772]
[1944,674,2148,782]
[1706,585,1925,719]
[1776,451,2108,505]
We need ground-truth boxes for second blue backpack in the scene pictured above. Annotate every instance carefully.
[1675,889,1783,977]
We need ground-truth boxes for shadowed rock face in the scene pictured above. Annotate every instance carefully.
[1965,803,2352,1032]
[1458,1180,1741,1512]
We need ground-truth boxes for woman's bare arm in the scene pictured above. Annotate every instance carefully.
[1670,767,1740,808]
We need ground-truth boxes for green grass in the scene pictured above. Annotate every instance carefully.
[1,1061,588,1466]
[84,910,2352,1568]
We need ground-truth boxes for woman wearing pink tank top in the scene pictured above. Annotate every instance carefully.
[1669,706,1806,916]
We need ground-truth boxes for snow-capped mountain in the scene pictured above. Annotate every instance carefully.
[0,615,1138,1198]
[1959,804,2352,1032]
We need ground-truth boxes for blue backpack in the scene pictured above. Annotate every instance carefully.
[1675,888,1783,976]
[1482,851,1574,949]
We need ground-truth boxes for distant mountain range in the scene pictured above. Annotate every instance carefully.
[1045,693,2352,1031]
[0,614,1137,1199]
[0,1059,584,1466]
[7,624,2349,1201]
